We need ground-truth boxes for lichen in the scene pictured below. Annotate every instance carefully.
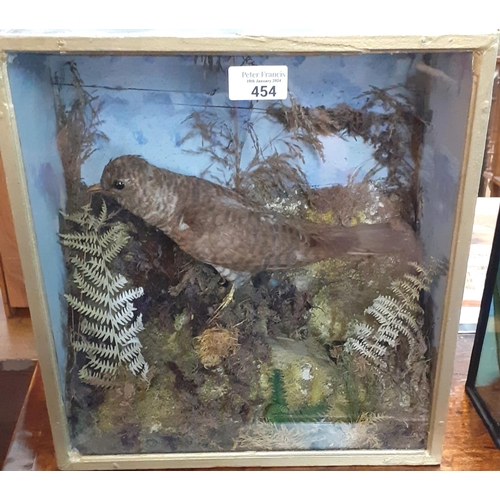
[134,378,181,434]
[309,301,346,344]
[283,363,308,411]
[328,354,382,423]
[198,369,231,403]
[309,366,332,406]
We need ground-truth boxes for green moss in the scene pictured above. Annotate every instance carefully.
[198,370,230,403]
[351,210,367,225]
[249,361,274,402]
[134,375,182,433]
[328,354,381,423]
[309,302,346,344]
[309,365,332,406]
[174,310,190,332]
[281,359,334,412]
[306,208,335,224]
[95,386,126,433]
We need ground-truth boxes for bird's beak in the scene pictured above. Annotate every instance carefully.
[87,183,103,194]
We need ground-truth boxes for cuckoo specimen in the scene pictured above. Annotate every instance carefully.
[92,155,416,285]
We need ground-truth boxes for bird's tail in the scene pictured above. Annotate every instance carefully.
[307,220,420,263]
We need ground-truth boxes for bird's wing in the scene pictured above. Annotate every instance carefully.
[217,194,251,211]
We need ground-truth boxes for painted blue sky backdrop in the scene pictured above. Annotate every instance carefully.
[42,53,419,188]
[6,53,68,384]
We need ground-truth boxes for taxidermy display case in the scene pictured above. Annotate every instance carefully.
[0,30,497,469]
[466,205,500,449]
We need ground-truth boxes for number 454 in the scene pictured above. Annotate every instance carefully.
[251,85,276,98]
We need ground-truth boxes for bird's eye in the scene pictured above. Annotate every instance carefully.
[113,180,125,190]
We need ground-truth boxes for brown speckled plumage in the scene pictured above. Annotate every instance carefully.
[97,155,415,280]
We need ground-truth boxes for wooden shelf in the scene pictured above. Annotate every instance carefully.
[480,57,500,198]
[0,154,28,317]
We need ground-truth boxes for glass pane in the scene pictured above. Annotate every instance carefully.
[7,51,472,455]
[475,265,500,425]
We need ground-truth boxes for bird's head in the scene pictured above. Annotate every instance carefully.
[89,155,181,232]
[89,155,153,208]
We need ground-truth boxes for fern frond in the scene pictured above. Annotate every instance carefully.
[61,202,150,386]
[84,356,121,375]
[59,231,100,245]
[70,256,108,281]
[79,318,116,341]
[97,201,108,225]
[345,260,443,377]
[62,206,94,226]
[127,356,149,379]
[101,235,130,263]
[107,275,129,294]
[118,316,145,343]
[348,323,375,341]
[110,288,145,311]
[72,277,116,308]
[99,224,129,249]
[112,302,135,327]
[64,294,110,322]
[73,339,120,359]
[77,369,116,387]
[364,296,399,324]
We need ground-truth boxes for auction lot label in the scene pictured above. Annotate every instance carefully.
[228,65,288,101]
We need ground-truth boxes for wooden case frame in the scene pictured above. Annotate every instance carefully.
[0,30,497,470]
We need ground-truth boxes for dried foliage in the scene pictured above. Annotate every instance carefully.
[265,96,329,161]
[344,260,445,412]
[193,55,256,73]
[60,202,149,386]
[193,56,225,73]
[336,421,383,449]
[267,87,426,222]
[180,109,312,212]
[53,62,108,210]
[182,85,425,223]
[194,326,239,368]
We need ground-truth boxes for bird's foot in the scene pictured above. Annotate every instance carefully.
[216,284,235,313]
[208,284,235,324]
[213,266,251,288]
